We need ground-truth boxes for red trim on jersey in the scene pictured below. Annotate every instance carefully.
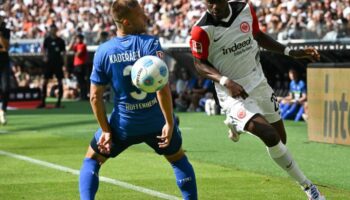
[190,26,210,60]
[248,3,260,37]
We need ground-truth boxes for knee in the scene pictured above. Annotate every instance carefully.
[261,126,280,147]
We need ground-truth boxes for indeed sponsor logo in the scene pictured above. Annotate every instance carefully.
[222,37,252,55]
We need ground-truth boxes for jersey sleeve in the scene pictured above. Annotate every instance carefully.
[248,3,260,37]
[90,48,109,85]
[300,80,307,94]
[189,26,210,60]
[147,37,164,59]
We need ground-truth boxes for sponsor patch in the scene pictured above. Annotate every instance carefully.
[237,107,246,119]
[192,40,203,53]
[240,22,250,33]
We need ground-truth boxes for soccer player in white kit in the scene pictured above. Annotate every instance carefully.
[190,0,325,199]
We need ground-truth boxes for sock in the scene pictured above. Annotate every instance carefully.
[267,141,311,187]
[79,158,100,200]
[171,156,197,200]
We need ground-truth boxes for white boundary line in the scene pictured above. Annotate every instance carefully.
[0,150,181,200]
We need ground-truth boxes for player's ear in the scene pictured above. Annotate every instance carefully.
[122,19,130,27]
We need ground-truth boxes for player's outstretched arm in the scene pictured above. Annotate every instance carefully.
[156,84,174,148]
[90,83,112,154]
[254,31,320,62]
[193,58,249,99]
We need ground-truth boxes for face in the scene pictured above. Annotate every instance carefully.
[205,0,230,20]
[289,70,297,80]
[50,27,58,37]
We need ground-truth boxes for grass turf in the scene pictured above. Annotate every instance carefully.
[0,100,349,199]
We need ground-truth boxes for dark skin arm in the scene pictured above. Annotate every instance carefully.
[193,58,249,99]
[254,31,320,61]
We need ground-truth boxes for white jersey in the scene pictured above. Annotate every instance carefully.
[190,1,266,102]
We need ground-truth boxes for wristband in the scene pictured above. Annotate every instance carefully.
[284,47,291,56]
[219,76,228,86]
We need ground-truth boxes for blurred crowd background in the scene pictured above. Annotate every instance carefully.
[2,0,350,45]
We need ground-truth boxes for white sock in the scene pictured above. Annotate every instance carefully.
[267,141,311,187]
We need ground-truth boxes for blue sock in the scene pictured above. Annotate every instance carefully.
[79,158,100,200]
[171,156,197,200]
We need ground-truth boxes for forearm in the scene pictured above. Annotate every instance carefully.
[255,31,286,54]
[193,58,223,83]
[157,84,174,126]
[0,37,9,52]
[90,85,111,132]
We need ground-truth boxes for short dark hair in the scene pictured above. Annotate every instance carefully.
[77,34,84,39]
[50,24,57,29]
[111,0,139,22]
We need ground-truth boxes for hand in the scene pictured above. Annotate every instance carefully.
[97,131,112,155]
[157,123,174,148]
[225,79,249,99]
[290,47,320,62]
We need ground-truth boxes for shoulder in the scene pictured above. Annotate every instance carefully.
[139,34,160,45]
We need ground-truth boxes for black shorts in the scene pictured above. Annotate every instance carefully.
[44,62,63,80]
[90,125,183,158]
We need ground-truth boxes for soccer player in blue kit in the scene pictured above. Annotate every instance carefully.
[78,1,197,200]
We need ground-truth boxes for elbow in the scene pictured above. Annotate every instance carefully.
[90,93,99,105]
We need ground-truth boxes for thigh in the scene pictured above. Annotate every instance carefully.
[145,125,182,156]
[54,66,64,80]
[223,96,261,133]
[90,129,134,158]
[44,67,54,79]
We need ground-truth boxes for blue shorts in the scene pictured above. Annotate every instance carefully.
[90,125,182,158]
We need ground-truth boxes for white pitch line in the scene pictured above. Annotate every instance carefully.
[0,130,9,133]
[0,150,181,200]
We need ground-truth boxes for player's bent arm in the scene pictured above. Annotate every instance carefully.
[297,93,307,104]
[157,83,174,127]
[254,31,320,61]
[193,58,249,99]
[254,31,286,54]
[90,83,111,133]
[193,58,223,83]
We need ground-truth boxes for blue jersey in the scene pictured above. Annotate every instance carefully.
[91,34,165,139]
[289,80,306,100]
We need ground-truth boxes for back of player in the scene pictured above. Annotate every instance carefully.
[79,2,197,199]
[91,34,166,140]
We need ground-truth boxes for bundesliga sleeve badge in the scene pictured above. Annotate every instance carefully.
[191,40,203,54]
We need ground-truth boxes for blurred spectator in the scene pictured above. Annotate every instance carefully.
[174,69,191,112]
[12,64,30,88]
[186,76,211,112]
[278,68,307,121]
[62,66,79,100]
[1,0,350,44]
[68,34,88,100]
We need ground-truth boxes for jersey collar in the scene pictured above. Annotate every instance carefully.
[221,5,232,23]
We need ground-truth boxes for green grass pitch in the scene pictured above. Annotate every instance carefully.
[0,100,349,200]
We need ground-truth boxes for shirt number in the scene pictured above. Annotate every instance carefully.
[123,65,147,100]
